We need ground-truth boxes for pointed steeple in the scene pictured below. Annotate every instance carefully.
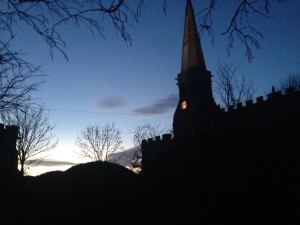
[181,0,206,72]
[173,0,218,140]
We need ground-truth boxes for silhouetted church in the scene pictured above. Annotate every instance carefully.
[140,2,299,223]
[141,0,300,175]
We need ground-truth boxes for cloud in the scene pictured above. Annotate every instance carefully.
[133,93,178,115]
[29,159,77,167]
[109,147,138,167]
[98,96,128,110]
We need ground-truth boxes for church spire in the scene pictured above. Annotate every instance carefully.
[173,0,218,140]
[181,0,206,72]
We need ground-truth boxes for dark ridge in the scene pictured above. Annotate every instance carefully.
[1,162,138,225]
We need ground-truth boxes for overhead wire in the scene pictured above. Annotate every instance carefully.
[40,107,173,118]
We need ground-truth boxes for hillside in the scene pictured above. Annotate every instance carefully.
[1,161,138,225]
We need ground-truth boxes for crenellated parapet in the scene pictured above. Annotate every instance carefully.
[0,123,20,177]
[141,134,173,172]
[223,87,300,112]
[216,87,300,134]
[0,123,19,137]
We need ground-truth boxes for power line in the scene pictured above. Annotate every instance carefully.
[42,107,173,118]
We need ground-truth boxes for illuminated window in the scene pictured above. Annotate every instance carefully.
[181,100,187,110]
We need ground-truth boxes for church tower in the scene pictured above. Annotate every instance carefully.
[173,0,218,140]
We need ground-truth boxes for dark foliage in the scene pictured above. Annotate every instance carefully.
[0,161,137,225]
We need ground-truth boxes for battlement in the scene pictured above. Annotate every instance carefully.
[213,86,300,136]
[141,134,174,172]
[0,123,19,138]
[0,123,20,177]
[223,87,300,113]
[141,133,173,147]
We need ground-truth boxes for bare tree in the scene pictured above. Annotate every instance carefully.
[195,0,287,62]
[1,0,146,60]
[1,0,288,63]
[75,123,124,162]
[0,41,43,113]
[279,73,300,93]
[214,63,256,109]
[1,106,58,175]
[130,122,167,171]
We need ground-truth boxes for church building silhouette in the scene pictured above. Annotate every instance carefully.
[139,1,299,223]
[142,0,300,172]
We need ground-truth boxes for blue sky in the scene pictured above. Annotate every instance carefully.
[11,0,300,175]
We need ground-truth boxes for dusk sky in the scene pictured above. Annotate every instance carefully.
[11,0,300,175]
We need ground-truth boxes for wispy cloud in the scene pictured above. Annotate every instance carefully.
[109,147,138,167]
[133,93,178,115]
[30,159,77,167]
[98,96,128,110]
